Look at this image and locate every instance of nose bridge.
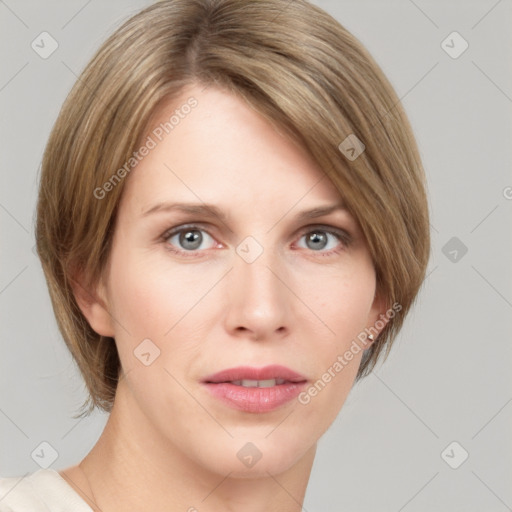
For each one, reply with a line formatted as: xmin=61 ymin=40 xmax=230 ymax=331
xmin=236 ymin=235 xmax=285 ymax=303
xmin=225 ymin=234 xmax=290 ymax=337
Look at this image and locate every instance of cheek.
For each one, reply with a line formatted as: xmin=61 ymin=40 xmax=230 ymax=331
xmin=298 ymin=263 xmax=375 ymax=406
xmin=111 ymin=274 xmax=167 ymax=337
xmin=306 ymin=262 xmax=376 ymax=343
xmin=105 ymin=251 xmax=222 ymax=379
xmin=106 ymin=251 xmax=203 ymax=336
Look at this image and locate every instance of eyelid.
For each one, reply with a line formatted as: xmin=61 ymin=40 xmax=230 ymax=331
xmin=162 ymin=222 xmax=214 ymax=239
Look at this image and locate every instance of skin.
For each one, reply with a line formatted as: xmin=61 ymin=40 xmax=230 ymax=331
xmin=60 ymin=83 xmax=388 ymax=512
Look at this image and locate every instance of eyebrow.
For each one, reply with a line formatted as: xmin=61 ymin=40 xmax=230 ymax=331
xmin=142 ymin=201 xmax=347 ymax=223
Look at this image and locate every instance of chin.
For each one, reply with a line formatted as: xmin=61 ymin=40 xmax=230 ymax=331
xmin=193 ymin=434 xmax=315 ymax=479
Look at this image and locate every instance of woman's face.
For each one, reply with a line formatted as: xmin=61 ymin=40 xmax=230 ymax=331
xmin=92 ymin=83 xmax=384 ymax=477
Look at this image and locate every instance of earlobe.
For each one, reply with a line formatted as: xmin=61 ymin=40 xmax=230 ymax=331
xmin=69 ymin=271 xmax=115 ymax=338
xmin=367 ymin=292 xmax=391 ymax=343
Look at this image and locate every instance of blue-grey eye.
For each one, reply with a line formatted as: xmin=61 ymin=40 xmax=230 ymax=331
xmin=166 ymin=228 xmax=216 ymax=251
xmin=298 ymin=230 xmax=341 ymax=251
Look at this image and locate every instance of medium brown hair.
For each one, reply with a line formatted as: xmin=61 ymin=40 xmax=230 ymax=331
xmin=36 ymin=0 xmax=430 ymax=416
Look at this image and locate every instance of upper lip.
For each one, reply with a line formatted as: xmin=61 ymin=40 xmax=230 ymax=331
xmin=203 ymin=365 xmax=307 ymax=383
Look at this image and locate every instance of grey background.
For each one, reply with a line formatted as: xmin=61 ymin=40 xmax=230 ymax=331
xmin=1 ymin=1 xmax=511 ymax=510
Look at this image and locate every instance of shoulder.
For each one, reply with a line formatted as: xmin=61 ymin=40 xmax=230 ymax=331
xmin=0 ymin=472 xmax=42 ymax=512
xmin=0 ymin=470 xmax=93 ymax=512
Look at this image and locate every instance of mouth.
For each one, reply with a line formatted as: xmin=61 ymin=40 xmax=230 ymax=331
xmin=202 ymin=365 xmax=308 ymax=413
xmin=203 ymin=364 xmax=307 ymax=384
xmin=227 ymin=378 xmax=290 ymax=387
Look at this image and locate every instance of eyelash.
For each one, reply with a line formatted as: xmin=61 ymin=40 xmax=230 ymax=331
xmin=160 ymin=223 xmax=352 ymax=258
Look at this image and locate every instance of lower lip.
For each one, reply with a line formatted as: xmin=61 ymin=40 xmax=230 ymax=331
xmin=203 ymin=382 xmax=307 ymax=413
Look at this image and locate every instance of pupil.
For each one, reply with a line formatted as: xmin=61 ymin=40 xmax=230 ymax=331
xmin=307 ymin=232 xmax=327 ymax=250
xmin=181 ymin=230 xmax=202 ymax=250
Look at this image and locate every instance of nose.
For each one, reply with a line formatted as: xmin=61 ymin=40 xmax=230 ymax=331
xmin=223 ymin=241 xmax=292 ymax=341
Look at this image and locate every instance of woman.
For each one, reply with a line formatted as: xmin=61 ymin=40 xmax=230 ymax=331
xmin=0 ymin=0 xmax=429 ymax=510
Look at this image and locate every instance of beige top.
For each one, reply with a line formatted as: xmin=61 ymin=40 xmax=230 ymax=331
xmin=0 ymin=469 xmax=93 ymax=512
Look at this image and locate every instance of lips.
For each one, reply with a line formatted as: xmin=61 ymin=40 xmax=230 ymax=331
xmin=202 ymin=365 xmax=308 ymax=413
xmin=203 ymin=365 xmax=307 ymax=385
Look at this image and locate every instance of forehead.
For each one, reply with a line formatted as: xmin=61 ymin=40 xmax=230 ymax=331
xmin=120 ymin=84 xmax=343 ymax=216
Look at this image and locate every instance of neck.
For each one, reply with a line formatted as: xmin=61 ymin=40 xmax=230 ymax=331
xmin=80 ymin=379 xmax=316 ymax=512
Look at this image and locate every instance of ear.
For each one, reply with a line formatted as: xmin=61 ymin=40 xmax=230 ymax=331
xmin=69 ymin=267 xmax=115 ymax=338
xmin=365 ymin=291 xmax=392 ymax=349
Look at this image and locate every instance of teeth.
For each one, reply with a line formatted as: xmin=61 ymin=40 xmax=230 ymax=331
xmin=231 ymin=378 xmax=286 ymax=387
